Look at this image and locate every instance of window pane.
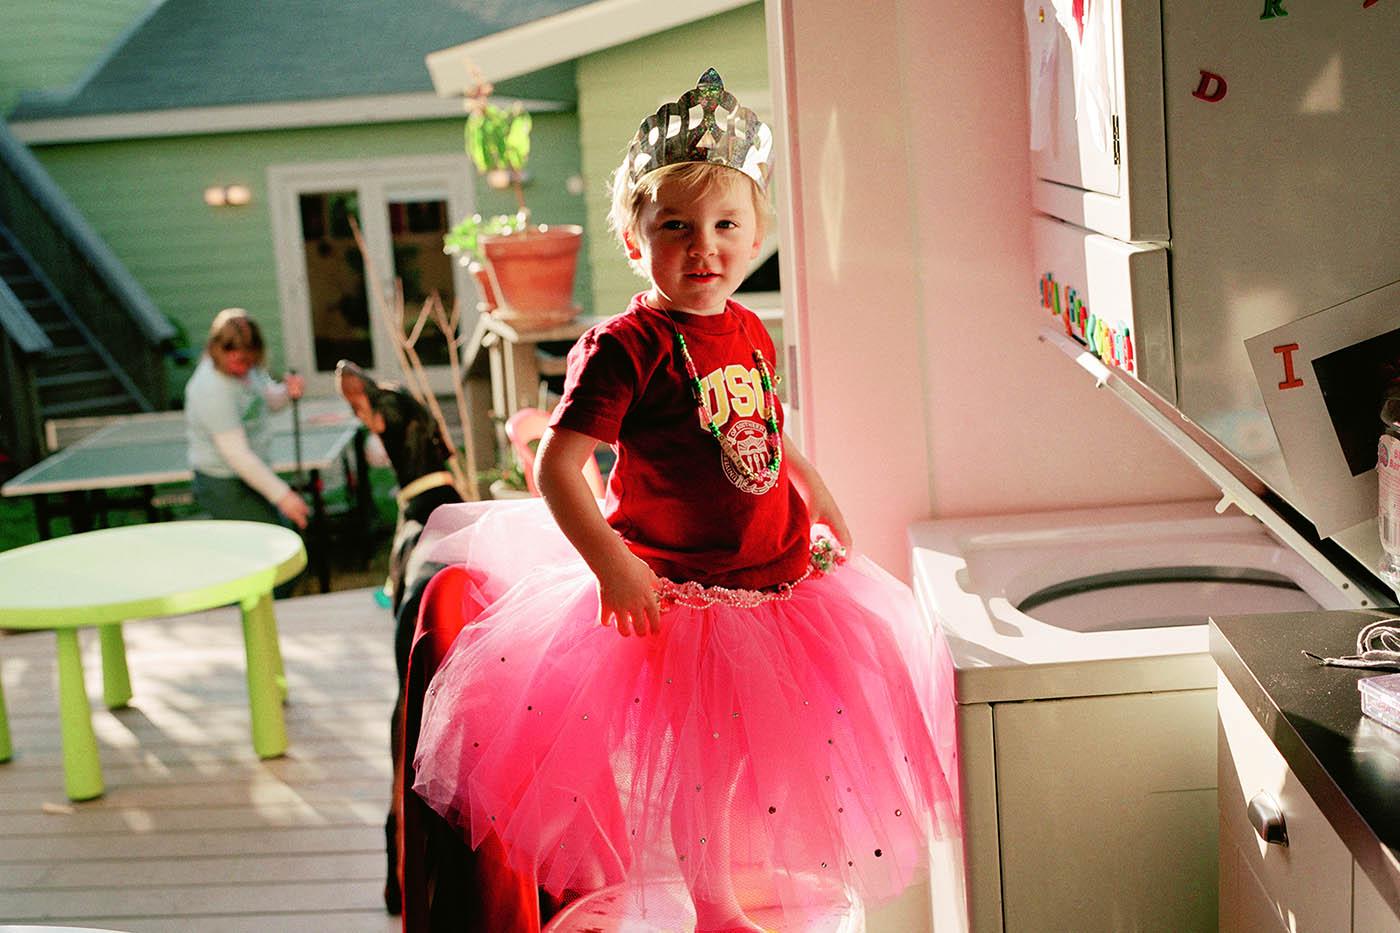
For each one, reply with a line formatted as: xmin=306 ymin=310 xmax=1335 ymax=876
xmin=390 ymin=196 xmax=455 ymax=367
xmin=299 ymin=191 xmax=371 ymax=372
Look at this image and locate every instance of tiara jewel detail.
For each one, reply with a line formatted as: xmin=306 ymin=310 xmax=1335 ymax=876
xmin=624 ymin=68 xmax=774 ymax=192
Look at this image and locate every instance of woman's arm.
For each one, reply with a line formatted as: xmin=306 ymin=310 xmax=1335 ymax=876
xmin=535 ymin=426 xmax=660 ymax=636
xmin=211 ymin=429 xmax=309 ymax=528
xmin=262 ymin=369 xmax=304 ymax=413
xmin=784 ymin=435 xmax=852 ymax=548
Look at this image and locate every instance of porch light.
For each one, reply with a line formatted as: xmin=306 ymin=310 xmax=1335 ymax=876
xmin=203 ymin=184 xmax=252 ymax=207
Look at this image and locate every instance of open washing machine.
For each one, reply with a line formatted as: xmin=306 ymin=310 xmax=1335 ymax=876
xmin=908 ymin=499 xmax=1356 ymax=933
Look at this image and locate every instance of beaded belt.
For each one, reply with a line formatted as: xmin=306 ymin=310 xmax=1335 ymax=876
xmin=656 ymin=537 xmax=847 ymax=610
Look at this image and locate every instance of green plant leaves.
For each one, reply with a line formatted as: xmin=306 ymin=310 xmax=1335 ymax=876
xmin=452 ymin=98 xmax=536 ymax=260
xmin=442 ymin=212 xmax=526 ymax=261
xmin=465 ymin=103 xmax=532 ymax=174
xmin=503 ymin=110 xmax=532 ymax=172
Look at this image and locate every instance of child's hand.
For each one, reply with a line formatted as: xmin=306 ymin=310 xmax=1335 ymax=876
xmin=811 ymin=507 xmax=851 ymax=550
xmin=597 ymin=550 xmax=663 ymax=637
xmin=806 ymin=489 xmax=851 ymax=550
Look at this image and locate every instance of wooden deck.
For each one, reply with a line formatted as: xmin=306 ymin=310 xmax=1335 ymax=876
xmin=0 ymin=587 xmax=403 ymax=932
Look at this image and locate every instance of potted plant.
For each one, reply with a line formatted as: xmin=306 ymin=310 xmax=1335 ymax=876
xmin=442 ymin=211 xmax=521 ymax=312
xmin=443 ymin=74 xmax=583 ymax=328
xmin=483 ymin=461 xmax=532 ymax=500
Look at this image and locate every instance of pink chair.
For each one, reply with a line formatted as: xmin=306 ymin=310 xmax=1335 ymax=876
xmin=505 ymin=408 xmax=606 ymax=498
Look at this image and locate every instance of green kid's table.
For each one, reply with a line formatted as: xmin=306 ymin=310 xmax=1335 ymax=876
xmin=0 ymin=520 xmax=306 ymax=800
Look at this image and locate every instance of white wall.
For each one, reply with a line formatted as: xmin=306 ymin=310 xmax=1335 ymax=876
xmin=769 ymin=0 xmax=1215 ymax=578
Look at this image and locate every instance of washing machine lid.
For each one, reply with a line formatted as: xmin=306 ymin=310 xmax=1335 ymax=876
xmin=1037 ymin=327 xmax=1393 ymax=610
xmin=909 ymin=500 xmax=1350 ymax=704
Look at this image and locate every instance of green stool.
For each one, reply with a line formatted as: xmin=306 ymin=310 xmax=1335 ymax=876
xmin=0 ymin=669 xmax=11 ymax=764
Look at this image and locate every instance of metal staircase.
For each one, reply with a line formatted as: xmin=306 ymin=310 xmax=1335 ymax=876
xmin=0 ymin=223 xmax=146 ymax=422
xmin=0 ymin=119 xmax=175 ymax=469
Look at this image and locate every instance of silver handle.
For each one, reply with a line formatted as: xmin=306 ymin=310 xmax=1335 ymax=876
xmin=1247 ymin=792 xmax=1289 ymax=847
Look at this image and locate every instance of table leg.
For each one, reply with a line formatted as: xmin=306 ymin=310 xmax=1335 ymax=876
xmin=141 ymin=484 xmax=159 ymax=523
xmin=32 ymin=495 xmax=52 ymax=540
xmin=0 ymin=669 xmax=12 ymax=763
xmin=55 ymin=629 xmax=103 ymax=801
xmin=504 ymin=337 xmax=543 ymax=414
xmin=65 ymin=491 xmax=93 ymax=533
xmin=310 ymin=468 xmax=329 ymax=593
xmin=353 ymin=428 xmax=373 ymax=550
xmin=270 ymin=615 xmax=288 ymax=704
xmin=89 ymin=490 xmax=107 ymax=529
xmin=240 ymin=590 xmax=288 ymax=758
xmin=487 ymin=335 xmax=508 ymax=419
xmin=98 ymin=624 xmax=132 ymax=709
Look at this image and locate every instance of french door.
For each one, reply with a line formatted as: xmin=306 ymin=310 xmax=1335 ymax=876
xmin=268 ymin=155 xmax=477 ymax=395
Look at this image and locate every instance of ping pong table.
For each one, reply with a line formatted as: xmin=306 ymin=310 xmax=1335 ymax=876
xmin=0 ymin=399 xmax=371 ymax=592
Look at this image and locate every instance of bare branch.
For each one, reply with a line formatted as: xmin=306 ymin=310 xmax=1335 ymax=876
xmin=348 ymin=217 xmax=479 ymax=500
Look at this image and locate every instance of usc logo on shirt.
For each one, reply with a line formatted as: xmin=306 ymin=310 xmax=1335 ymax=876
xmin=696 ymin=364 xmax=769 ymax=428
xmin=696 ymin=364 xmax=779 ymax=496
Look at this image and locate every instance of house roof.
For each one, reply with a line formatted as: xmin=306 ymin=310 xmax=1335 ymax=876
xmin=9 ymin=0 xmax=594 ymax=125
xmin=426 ymin=0 xmax=756 ymax=95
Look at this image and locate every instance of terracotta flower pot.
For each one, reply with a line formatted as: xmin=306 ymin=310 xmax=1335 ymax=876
xmin=480 ymin=225 xmax=584 ymax=328
xmin=467 ymin=261 xmax=499 ymax=311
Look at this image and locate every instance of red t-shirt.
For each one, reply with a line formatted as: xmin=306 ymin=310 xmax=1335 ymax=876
xmin=550 ymin=295 xmax=811 ymax=589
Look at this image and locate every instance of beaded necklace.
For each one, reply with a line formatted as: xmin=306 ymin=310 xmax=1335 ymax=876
xmin=669 ymin=317 xmax=782 ymax=486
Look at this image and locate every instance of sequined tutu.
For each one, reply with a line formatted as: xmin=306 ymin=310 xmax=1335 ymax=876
xmin=410 ymin=499 xmax=960 ymax=919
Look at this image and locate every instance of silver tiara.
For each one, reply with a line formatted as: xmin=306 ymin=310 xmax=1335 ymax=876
xmin=623 ymin=68 xmax=774 ymax=192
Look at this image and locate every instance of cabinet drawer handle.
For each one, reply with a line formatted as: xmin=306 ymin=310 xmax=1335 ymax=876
xmin=1247 ymin=792 xmax=1289 ymax=847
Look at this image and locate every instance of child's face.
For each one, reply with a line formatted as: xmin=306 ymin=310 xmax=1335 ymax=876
xmin=626 ymin=172 xmax=763 ymax=316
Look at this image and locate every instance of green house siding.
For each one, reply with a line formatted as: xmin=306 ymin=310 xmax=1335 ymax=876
xmin=29 ymin=112 xmax=586 ymax=394
xmin=0 ymin=0 xmax=153 ymax=113
xmin=576 ymin=2 xmax=768 ymax=318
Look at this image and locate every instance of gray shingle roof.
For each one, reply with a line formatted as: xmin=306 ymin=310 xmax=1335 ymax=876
xmin=12 ymin=0 xmax=590 ymax=120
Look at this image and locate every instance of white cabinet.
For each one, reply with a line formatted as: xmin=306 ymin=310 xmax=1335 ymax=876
xmin=992 ymin=688 xmax=1218 ymax=932
xmin=1217 ymin=672 xmax=1400 ymax=932
xmin=1356 ymin=862 xmax=1400 ymax=933
xmin=1024 ymin=0 xmax=1166 ymax=242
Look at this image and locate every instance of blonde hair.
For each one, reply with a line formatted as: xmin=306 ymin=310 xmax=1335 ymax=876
xmin=608 ymin=161 xmax=771 ymax=277
xmin=205 ymin=307 xmax=266 ymax=370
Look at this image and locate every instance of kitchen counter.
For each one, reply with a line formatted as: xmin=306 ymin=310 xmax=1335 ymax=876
xmin=1211 ymin=609 xmax=1400 ymax=919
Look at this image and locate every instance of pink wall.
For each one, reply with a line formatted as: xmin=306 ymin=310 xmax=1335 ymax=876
xmin=769 ymin=0 xmax=1215 ymax=579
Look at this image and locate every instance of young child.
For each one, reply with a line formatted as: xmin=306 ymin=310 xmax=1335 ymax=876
xmin=412 ymin=69 xmax=958 ymax=932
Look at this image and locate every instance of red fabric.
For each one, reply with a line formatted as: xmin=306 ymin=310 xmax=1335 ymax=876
xmin=550 ymin=295 xmax=810 ymax=590
xmin=399 ymin=565 xmax=556 ymax=932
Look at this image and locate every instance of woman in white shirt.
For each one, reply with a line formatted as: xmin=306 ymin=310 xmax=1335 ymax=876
xmin=184 ymin=308 xmax=309 ymax=531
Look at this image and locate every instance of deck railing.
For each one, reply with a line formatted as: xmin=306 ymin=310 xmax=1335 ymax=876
xmin=0 ymin=277 xmax=51 ymax=469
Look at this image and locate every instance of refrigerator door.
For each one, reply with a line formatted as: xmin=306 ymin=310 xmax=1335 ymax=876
xmin=1032 ymin=213 xmax=1174 ymax=405
xmin=1161 ymin=0 xmax=1400 ymax=504
xmin=1029 ymin=0 xmax=1399 ymax=555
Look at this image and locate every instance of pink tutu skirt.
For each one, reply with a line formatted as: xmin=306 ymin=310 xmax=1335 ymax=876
xmin=411 ymin=500 xmax=960 ymax=919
